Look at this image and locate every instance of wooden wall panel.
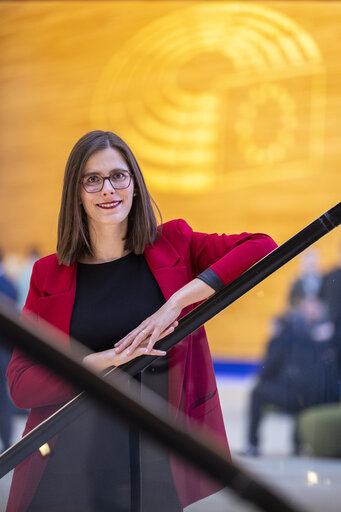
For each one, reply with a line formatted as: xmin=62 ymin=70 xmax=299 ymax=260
xmin=1 ymin=1 xmax=340 ymax=358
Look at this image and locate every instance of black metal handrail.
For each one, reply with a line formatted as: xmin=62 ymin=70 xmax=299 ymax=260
xmin=0 ymin=202 xmax=340 ymax=510
xmin=0 ymin=299 xmax=302 ymax=512
xmin=2 ymin=202 xmax=340 ymax=471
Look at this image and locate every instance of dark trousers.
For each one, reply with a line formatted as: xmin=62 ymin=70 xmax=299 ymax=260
xmin=248 ymin=381 xmax=299 ymax=449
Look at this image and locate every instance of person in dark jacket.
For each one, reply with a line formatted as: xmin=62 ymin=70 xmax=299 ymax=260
xmin=245 ymin=296 xmax=340 ymax=456
xmin=320 ymin=244 xmax=341 ymax=381
xmin=0 ymin=247 xmax=18 ymax=452
xmin=288 ymin=249 xmax=323 ymax=308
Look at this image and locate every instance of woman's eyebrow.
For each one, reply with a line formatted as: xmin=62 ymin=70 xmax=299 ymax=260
xmin=82 ymin=167 xmax=129 ymax=176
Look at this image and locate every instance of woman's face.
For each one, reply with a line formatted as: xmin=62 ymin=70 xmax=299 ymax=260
xmin=80 ymin=146 xmax=134 ymax=232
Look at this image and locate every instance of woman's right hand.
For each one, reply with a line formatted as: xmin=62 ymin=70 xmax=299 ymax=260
xmin=82 ymin=343 xmax=166 ymax=373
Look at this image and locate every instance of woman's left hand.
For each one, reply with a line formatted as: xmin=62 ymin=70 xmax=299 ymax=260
xmin=114 ymin=298 xmax=181 ymax=356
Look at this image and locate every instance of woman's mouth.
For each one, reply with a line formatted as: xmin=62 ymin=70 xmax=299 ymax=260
xmin=97 ymin=201 xmax=122 ymax=209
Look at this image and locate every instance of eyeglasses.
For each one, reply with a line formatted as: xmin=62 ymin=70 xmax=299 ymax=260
xmin=80 ymin=170 xmax=132 ymax=193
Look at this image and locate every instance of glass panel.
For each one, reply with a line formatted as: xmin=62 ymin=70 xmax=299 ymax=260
xmin=0 ymin=331 xmax=269 ymax=512
xmin=1 ymin=233 xmax=340 ymax=511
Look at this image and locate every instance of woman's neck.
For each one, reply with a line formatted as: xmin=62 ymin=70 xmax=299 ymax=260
xmin=82 ymin=221 xmax=129 ymax=264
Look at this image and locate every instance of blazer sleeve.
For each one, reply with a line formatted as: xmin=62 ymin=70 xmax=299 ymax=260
xmin=6 ymin=262 xmax=76 ymax=409
xmin=174 ymin=219 xmax=277 ymax=286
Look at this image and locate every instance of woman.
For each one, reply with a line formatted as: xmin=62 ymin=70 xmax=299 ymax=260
xmin=6 ymin=130 xmax=277 ymax=512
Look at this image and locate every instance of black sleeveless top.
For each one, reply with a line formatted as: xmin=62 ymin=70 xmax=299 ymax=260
xmin=70 ymin=252 xmax=166 ymax=351
xmin=28 ymin=254 xmax=182 ymax=512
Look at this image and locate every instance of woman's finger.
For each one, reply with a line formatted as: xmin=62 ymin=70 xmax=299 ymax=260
xmin=157 ymin=322 xmax=178 ymax=340
xmin=114 ymin=326 xmax=143 ymax=348
xmin=144 ymin=330 xmax=161 ymax=354
xmin=114 ymin=339 xmax=125 ymax=348
xmin=149 ymin=349 xmax=167 ymax=356
xmin=145 ymin=321 xmax=179 ymax=353
xmin=114 ymin=327 xmax=149 ymax=353
xmin=126 ymin=330 xmax=153 ymax=355
xmin=114 ymin=336 xmax=136 ymax=353
xmin=132 ymin=320 xmax=174 ymax=355
xmin=145 ymin=328 xmax=170 ymax=353
xmin=129 ymin=346 xmax=166 ymax=359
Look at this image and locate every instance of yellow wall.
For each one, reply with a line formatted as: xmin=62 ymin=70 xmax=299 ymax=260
xmin=1 ymin=2 xmax=340 ymax=358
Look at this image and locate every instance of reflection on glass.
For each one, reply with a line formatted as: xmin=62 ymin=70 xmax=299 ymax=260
xmin=3 ymin=344 xmax=267 ymax=512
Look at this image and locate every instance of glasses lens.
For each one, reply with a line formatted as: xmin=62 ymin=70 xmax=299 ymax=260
xmin=109 ymin=171 xmax=131 ymax=189
xmin=82 ymin=175 xmax=103 ymax=193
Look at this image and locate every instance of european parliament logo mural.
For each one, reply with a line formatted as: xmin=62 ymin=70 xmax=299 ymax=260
xmin=92 ymin=3 xmax=325 ymax=194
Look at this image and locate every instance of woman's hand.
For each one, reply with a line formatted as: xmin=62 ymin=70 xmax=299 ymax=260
xmin=114 ymin=278 xmax=215 ymax=357
xmin=114 ymin=297 xmax=182 ymax=356
xmin=82 ymin=342 xmax=167 ymax=373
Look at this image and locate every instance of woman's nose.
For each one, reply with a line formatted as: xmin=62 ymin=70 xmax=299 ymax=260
xmin=101 ymin=177 xmax=115 ymax=194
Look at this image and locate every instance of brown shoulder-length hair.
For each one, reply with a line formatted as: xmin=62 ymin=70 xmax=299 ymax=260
xmin=57 ymin=130 xmax=161 ymax=265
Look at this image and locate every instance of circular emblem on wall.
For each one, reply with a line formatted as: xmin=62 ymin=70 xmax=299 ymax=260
xmin=91 ymin=3 xmax=325 ymax=194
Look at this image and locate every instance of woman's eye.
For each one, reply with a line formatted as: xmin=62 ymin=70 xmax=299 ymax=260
xmin=86 ymin=175 xmax=100 ymax=183
xmin=112 ymin=172 xmax=124 ymax=180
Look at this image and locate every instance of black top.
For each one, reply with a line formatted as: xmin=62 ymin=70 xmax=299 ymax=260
xmin=70 ymin=252 xmax=166 ymax=352
xmin=29 ymin=253 xmax=182 ymax=512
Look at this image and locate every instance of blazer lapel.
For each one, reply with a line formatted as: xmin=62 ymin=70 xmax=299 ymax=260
xmin=144 ymin=235 xmax=186 ymax=299
xmin=37 ymin=262 xmax=77 ymax=346
xmin=144 ymin=236 xmax=191 ymax=413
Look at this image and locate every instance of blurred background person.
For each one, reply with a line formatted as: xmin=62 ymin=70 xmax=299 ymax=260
xmin=320 ymin=243 xmax=341 ymax=365
xmin=288 ymin=248 xmax=323 ymax=309
xmin=0 ymin=247 xmax=18 ymax=453
xmin=15 ymin=247 xmax=40 ymax=311
xmin=244 ymin=296 xmax=340 ymax=457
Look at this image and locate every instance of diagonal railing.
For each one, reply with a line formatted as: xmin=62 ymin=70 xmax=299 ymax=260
xmin=2 ymin=202 xmax=339 ymax=472
xmin=0 ymin=202 xmax=340 ymax=511
xmin=0 ymin=299 xmax=303 ymax=512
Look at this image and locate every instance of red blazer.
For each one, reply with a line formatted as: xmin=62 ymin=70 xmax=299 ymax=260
xmin=6 ymin=219 xmax=277 ymax=511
